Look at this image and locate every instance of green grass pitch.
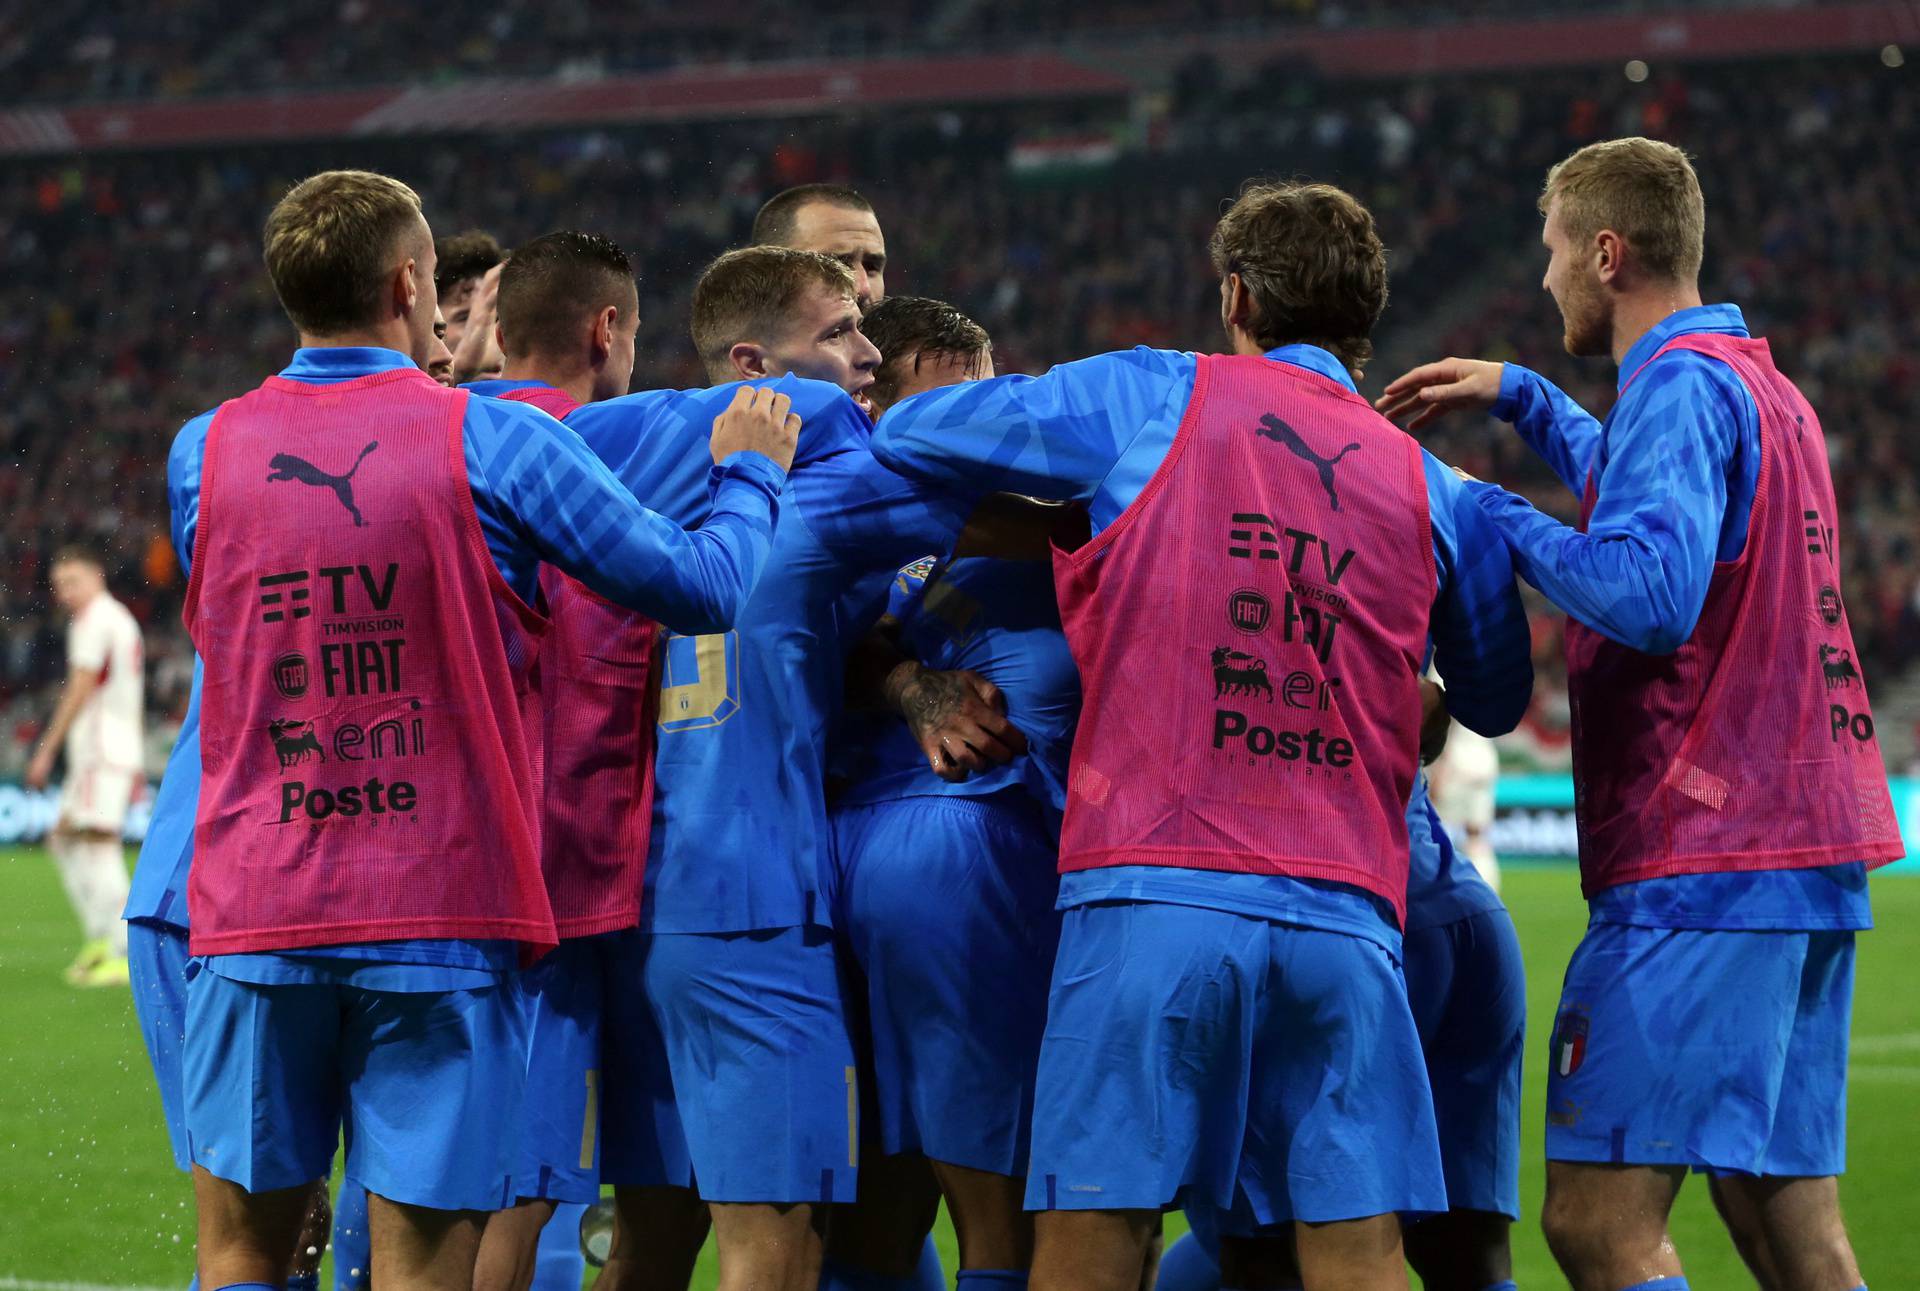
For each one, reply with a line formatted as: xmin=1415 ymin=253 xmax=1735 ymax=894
xmin=1 ymin=846 xmax=1914 ymax=1287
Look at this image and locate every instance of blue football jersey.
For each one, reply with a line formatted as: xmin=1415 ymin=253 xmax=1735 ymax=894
xmin=568 ymin=377 xmax=977 ymax=933
xmin=162 ymin=348 xmax=784 ymax=981
xmin=871 ymin=343 xmax=1533 ymax=942
xmin=1476 ymin=305 xmax=1870 ymax=931
xmin=1403 ymin=770 xmax=1503 ymax=933
xmin=123 ymin=655 xmax=202 ymax=930
xmin=836 ymin=554 xmax=1080 ymax=828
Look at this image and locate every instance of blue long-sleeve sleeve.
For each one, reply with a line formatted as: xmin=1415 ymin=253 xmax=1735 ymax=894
xmin=871 ymin=346 xmax=1196 ymax=527
xmin=460 ymin=393 xmax=785 ymax=636
xmin=1493 ymin=363 xmax=1604 ymax=494
xmin=166 ymin=350 xmax=789 ymax=638
xmin=167 ymin=410 xmax=211 ymax=568
xmin=568 ymin=374 xmax=866 ymax=528
xmin=1471 ymin=346 xmax=1756 ymax=655
xmin=1424 ymin=452 xmax=1533 ymax=736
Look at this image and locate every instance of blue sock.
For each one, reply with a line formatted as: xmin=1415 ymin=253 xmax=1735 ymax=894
xmin=820 ymin=1261 xmax=925 ymax=1291
xmin=332 ymin=1178 xmax=372 ymax=1290
xmin=187 ymin=1278 xmax=199 ymax=1291
xmin=914 ymin=1236 xmax=947 ymax=1291
xmin=211 ymin=1284 xmax=278 ymax=1291
xmin=1156 ymin=1232 xmax=1222 ymax=1291
xmin=1622 ymin=1280 xmax=1689 ymax=1290
xmin=1480 ymin=1283 xmax=1519 ymax=1291
xmin=956 ymin=1273 xmax=1027 ymax=1290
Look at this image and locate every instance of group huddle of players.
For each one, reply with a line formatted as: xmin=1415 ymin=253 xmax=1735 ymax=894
xmin=119 ymin=136 xmax=1897 ymax=1291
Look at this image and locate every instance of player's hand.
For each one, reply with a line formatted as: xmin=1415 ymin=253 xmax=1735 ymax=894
xmin=450 ymin=263 xmax=505 ymax=385
xmin=709 ymin=385 xmax=801 ymax=472
xmin=886 ymin=663 xmax=1029 ymax=783
xmin=24 ymin=747 xmax=53 ymax=791
xmin=1374 ymin=357 xmax=1504 ymax=434
xmin=1419 ymin=679 xmax=1450 ymax=766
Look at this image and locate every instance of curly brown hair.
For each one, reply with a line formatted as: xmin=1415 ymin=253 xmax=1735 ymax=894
xmin=1208 ymin=181 xmax=1388 ymax=375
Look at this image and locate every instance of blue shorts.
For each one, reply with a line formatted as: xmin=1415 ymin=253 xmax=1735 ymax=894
xmin=600 ymin=924 xmax=859 ymax=1204
xmin=832 ymin=794 xmax=1061 ymax=1175
xmin=128 ymin=919 xmax=192 ymax=1173
xmin=513 ymin=933 xmax=616 ymax=1204
xmin=183 ymin=965 xmax=527 ymax=1210
xmin=1027 ymin=901 xmax=1444 ymax=1225
xmin=1405 ymin=907 xmax=1525 ymax=1219
xmin=1546 ymin=923 xmax=1854 ymax=1176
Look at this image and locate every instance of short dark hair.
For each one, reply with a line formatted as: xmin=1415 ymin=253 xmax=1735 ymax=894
xmin=751 ymin=184 xmax=874 ymax=248
xmin=1208 ymin=181 xmax=1388 ymax=374
xmin=862 ymin=296 xmax=991 ymax=412
xmin=264 ymin=169 xmax=425 ymax=336
xmin=496 ymin=231 xmax=637 ymax=360
xmin=51 ymin=544 xmax=105 ymax=572
xmin=689 ymin=246 xmax=856 ymax=383
xmin=434 ymin=229 xmax=506 ymax=295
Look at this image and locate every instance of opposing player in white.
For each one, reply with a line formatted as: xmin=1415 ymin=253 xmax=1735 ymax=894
xmin=1429 ymin=718 xmax=1502 ymax=891
xmin=25 ymin=546 xmax=144 ymax=987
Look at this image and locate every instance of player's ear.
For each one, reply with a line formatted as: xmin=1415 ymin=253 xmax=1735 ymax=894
xmin=729 ymin=341 xmax=772 ymax=381
xmin=395 ymin=256 xmax=420 ymax=321
xmin=1593 ymin=229 xmax=1623 ymax=285
xmin=592 ymin=306 xmax=616 ymax=363
xmin=493 ymin=319 xmax=508 ymax=358
xmin=1222 ymin=272 xmax=1253 ymax=330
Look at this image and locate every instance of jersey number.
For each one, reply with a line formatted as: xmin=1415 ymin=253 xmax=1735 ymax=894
xmin=657 ymin=631 xmax=741 ymax=732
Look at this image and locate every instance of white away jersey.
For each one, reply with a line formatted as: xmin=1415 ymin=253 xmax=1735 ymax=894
xmin=66 ymin=593 xmax=144 ymax=769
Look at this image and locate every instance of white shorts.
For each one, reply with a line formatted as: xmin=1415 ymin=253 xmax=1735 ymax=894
xmin=58 ymin=764 xmax=141 ymax=835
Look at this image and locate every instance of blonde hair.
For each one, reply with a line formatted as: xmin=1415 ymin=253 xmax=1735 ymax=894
xmin=689 ymin=246 xmax=856 ymax=382
xmin=264 ymin=169 xmax=425 ymax=335
xmin=1541 ymin=137 xmax=1705 ymax=283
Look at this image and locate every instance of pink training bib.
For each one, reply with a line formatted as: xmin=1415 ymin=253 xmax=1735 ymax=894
xmin=185 ymin=366 xmax=555 ymax=955
xmin=497 ymin=384 xmax=663 ymax=938
xmin=1053 ymin=353 xmax=1435 ymax=924
xmin=1566 ymin=332 xmax=1903 ymax=895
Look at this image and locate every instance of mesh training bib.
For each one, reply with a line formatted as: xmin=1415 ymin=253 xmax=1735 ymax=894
xmin=184 ymin=366 xmax=554 ymax=955
xmin=1052 ymin=353 xmax=1435 ymax=923
xmin=497 ymin=384 xmax=663 ymax=938
xmin=1566 ymin=333 xmax=1903 ymax=895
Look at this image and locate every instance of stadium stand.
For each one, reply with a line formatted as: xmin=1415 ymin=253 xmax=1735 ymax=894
xmin=1 ymin=0 xmax=1775 ymax=104
xmin=0 ymin=10 xmax=1912 ymax=774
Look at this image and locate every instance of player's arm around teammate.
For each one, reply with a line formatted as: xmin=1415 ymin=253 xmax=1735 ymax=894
xmin=1380 ymin=138 xmax=1893 ymax=1291
xmin=173 ymin=171 xmax=793 ymax=1291
xmin=825 ymin=297 xmax=1080 ymax=1291
xmin=573 ymin=249 xmax=977 ymax=1291
xmin=873 ymin=181 xmax=1528 ymax=1291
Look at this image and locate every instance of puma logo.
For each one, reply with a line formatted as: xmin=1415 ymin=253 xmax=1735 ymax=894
xmin=1254 ymin=414 xmax=1360 ymax=511
xmin=267 ymin=442 xmax=378 ymax=526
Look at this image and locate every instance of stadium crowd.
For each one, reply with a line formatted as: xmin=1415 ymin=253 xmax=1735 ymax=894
xmin=2 ymin=0 xmax=1763 ymax=104
xmin=1 ymin=0 xmax=1908 ymax=1273
xmin=2 ymin=48 xmax=1914 ymax=774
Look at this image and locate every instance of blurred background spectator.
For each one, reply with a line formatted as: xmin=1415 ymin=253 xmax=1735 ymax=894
xmin=0 ymin=2 xmax=1911 ymax=775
